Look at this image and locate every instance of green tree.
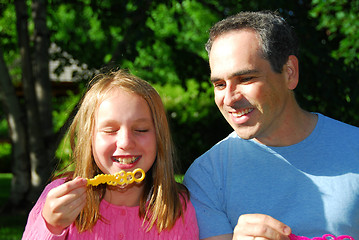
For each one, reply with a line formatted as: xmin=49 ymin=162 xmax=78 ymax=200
xmin=310 ymin=0 xmax=359 ymax=65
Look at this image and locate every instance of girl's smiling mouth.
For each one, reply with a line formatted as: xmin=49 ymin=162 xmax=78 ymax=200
xmin=112 ymin=156 xmax=140 ymax=164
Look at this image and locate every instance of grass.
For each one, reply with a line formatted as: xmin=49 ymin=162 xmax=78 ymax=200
xmin=0 ymin=173 xmax=27 ymax=240
xmin=0 ymin=173 xmax=12 ymax=206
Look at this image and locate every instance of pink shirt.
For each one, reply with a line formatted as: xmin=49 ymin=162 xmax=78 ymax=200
xmin=22 ymin=178 xmax=199 ymax=240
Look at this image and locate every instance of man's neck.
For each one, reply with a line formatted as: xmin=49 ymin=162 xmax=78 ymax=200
xmin=254 ymin=107 xmax=318 ymax=147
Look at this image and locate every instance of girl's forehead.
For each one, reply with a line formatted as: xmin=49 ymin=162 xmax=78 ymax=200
xmin=95 ymin=87 xmax=150 ymax=115
xmin=98 ymin=87 xmax=136 ymax=104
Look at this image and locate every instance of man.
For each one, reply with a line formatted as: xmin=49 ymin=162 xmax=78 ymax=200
xmin=183 ymin=11 xmax=359 ymax=240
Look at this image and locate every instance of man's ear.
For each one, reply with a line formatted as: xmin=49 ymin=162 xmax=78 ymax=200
xmin=285 ymin=55 xmax=299 ymax=90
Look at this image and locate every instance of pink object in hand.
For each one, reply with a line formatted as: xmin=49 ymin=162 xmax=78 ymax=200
xmin=289 ymin=234 xmax=355 ymax=240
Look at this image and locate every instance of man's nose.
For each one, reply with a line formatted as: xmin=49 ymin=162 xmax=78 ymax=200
xmin=223 ymin=83 xmax=242 ymax=106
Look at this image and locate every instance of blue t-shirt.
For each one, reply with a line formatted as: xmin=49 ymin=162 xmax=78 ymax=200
xmin=184 ymin=114 xmax=359 ymax=239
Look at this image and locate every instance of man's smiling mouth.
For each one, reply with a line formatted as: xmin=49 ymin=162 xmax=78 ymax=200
xmin=231 ymin=108 xmax=254 ymax=117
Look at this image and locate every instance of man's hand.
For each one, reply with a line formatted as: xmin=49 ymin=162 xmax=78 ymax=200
xmin=233 ymin=214 xmax=291 ymax=240
xmin=42 ymin=177 xmax=88 ymax=234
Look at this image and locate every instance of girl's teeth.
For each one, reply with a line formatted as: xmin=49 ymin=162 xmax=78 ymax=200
xmin=114 ymin=156 xmax=139 ymax=164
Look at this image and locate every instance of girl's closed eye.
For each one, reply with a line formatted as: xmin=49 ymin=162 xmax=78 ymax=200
xmin=136 ymin=129 xmax=149 ymax=133
xmin=133 ymin=121 xmax=154 ymax=133
xmin=100 ymin=127 xmax=118 ymax=134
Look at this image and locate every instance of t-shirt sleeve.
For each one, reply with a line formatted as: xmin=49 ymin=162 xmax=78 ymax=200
xmin=21 ymin=178 xmax=69 ymax=240
xmin=184 ymin=160 xmax=233 ymax=239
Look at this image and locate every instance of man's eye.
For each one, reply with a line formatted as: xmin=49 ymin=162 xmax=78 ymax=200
xmin=241 ymin=76 xmax=255 ymax=82
xmin=213 ymin=82 xmax=226 ymax=89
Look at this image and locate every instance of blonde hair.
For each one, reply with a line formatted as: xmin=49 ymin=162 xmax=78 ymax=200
xmin=65 ymin=69 xmax=188 ymax=232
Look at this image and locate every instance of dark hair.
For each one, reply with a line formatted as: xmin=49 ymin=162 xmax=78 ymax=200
xmin=205 ymin=10 xmax=299 ymax=73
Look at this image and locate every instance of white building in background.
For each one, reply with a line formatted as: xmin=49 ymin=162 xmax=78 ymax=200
xmin=49 ymin=43 xmax=95 ymax=82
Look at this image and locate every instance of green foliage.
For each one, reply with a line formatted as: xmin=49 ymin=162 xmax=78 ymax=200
xmin=123 ymin=0 xmax=215 ymax=86
xmin=0 ymin=143 xmax=11 ymax=172
xmin=174 ymin=174 xmax=184 ymax=183
xmin=52 ymin=91 xmax=82 ymax=132
xmin=289 ymin=0 xmax=359 ymax=126
xmin=52 ymin=88 xmax=84 ymax=172
xmin=48 ymin=2 xmax=107 ymax=67
xmin=0 ymin=117 xmax=8 ymax=137
xmin=156 ymin=80 xmax=213 ymax=124
xmin=0 ymin=3 xmax=16 ymax=48
xmin=154 ymin=80 xmax=231 ymax=172
xmin=0 ymin=117 xmax=11 ymax=172
xmin=0 ymin=173 xmax=12 ymax=206
xmin=310 ymin=0 xmax=359 ymax=65
xmin=0 ymin=3 xmax=22 ymax=83
xmin=55 ymin=135 xmax=75 ymax=174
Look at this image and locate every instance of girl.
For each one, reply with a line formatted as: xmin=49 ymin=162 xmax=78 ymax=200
xmin=22 ymin=70 xmax=199 ymax=239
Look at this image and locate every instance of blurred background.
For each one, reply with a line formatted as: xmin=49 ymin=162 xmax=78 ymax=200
xmin=1 ymin=0 xmax=359 ymax=238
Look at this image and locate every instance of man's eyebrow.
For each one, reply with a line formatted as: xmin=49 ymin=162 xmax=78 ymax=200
xmin=210 ymin=69 xmax=260 ymax=83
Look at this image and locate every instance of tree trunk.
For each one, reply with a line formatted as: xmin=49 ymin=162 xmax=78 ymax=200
xmin=15 ymin=0 xmax=50 ymax=204
xmin=32 ymin=0 xmax=55 ymax=177
xmin=0 ymin=49 xmax=30 ymax=210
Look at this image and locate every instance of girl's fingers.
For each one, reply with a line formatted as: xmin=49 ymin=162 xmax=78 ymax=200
xmin=61 ymin=190 xmax=87 ymax=213
xmin=46 ymin=177 xmax=87 ymax=207
xmin=49 ymin=177 xmax=88 ymax=198
xmin=47 ymin=180 xmax=87 ymax=216
xmin=42 ymin=177 xmax=88 ymax=232
xmin=56 ymin=184 xmax=87 ymax=206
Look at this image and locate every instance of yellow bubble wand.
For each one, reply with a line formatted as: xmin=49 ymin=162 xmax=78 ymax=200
xmin=87 ymin=168 xmax=145 ymax=188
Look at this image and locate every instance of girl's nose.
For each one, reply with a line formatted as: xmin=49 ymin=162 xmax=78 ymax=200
xmin=116 ymin=129 xmax=135 ymax=149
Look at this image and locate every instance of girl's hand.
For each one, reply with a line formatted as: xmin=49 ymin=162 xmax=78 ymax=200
xmin=233 ymin=214 xmax=291 ymax=240
xmin=42 ymin=177 xmax=88 ymax=234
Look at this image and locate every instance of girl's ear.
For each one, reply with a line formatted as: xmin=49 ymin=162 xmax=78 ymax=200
xmin=285 ymin=55 xmax=299 ymax=90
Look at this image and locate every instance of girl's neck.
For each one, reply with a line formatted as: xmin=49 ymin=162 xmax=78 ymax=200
xmin=104 ymin=183 xmax=144 ymax=207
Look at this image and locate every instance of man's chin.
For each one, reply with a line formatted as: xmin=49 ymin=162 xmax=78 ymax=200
xmin=233 ymin=128 xmax=256 ymax=140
